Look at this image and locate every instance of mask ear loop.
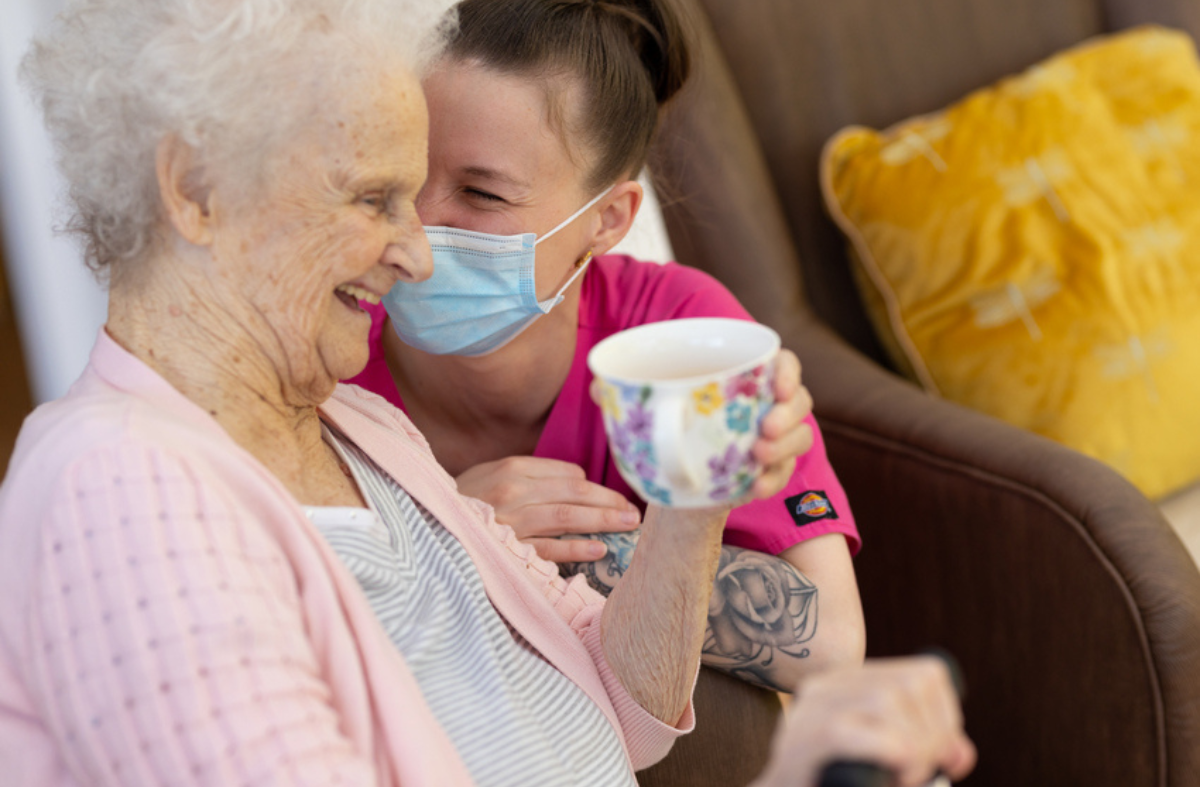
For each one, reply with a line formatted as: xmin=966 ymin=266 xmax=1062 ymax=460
xmin=534 ymin=185 xmax=617 ymax=246
xmin=535 ymin=186 xmax=612 ymax=310
xmin=538 ymin=248 xmax=595 ymax=313
xmin=550 ymin=248 xmax=594 ymax=299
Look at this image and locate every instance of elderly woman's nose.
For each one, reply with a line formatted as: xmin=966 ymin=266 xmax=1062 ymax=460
xmin=382 ymin=222 xmax=433 ymax=283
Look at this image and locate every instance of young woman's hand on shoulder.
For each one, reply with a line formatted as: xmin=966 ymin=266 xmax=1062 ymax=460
xmin=456 ymin=456 xmax=641 ymax=563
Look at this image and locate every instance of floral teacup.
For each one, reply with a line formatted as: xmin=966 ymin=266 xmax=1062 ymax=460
xmin=587 ymin=318 xmax=780 ymax=508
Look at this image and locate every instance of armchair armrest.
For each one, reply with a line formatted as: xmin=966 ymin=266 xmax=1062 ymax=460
xmin=796 ymin=316 xmax=1200 ymax=786
xmin=636 ymin=667 xmax=781 ymax=787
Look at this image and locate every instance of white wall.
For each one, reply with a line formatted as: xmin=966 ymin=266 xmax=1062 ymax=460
xmin=0 ymin=0 xmax=108 ymax=405
xmin=609 ymin=171 xmax=676 ymax=265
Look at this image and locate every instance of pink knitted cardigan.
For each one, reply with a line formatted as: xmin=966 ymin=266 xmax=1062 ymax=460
xmin=0 ymin=330 xmax=690 ymax=786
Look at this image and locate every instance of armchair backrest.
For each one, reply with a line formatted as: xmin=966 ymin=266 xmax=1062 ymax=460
xmin=652 ymin=0 xmax=1200 ymax=363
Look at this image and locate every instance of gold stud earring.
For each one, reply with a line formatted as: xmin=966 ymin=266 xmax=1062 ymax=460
xmin=576 ymin=249 xmax=595 ymax=269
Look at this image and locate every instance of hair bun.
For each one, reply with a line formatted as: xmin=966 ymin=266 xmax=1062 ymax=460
xmin=591 ymin=0 xmax=690 ymax=106
xmin=445 ymin=0 xmax=692 ymax=187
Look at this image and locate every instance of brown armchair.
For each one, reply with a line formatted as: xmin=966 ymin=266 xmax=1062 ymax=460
xmin=637 ymin=0 xmax=1200 ymax=785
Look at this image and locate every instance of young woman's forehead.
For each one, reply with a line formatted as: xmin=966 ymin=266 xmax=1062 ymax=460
xmin=423 ymin=62 xmax=582 ymax=187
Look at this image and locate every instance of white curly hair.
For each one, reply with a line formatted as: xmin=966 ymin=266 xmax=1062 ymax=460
xmin=21 ymin=0 xmax=456 ymax=278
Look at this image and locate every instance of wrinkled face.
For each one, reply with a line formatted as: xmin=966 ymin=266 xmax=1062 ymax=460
xmin=416 ymin=59 xmax=600 ymax=300
xmin=208 ymin=64 xmax=432 ymax=399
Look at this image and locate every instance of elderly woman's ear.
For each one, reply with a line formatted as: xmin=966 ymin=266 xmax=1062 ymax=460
xmin=155 ymin=134 xmax=215 ymax=247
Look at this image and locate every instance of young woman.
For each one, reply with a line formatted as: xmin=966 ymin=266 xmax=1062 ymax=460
xmin=348 ymin=0 xmax=866 ymax=691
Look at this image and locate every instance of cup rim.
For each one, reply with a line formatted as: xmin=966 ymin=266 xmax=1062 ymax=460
xmin=587 ymin=317 xmax=781 ymax=388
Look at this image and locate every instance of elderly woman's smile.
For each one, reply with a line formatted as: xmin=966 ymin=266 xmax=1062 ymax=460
xmin=334 ymin=283 xmax=382 ymax=309
xmin=191 ymin=66 xmax=433 ymax=396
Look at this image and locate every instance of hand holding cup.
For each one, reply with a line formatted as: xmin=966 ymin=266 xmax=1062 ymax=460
xmin=751 ymin=347 xmax=813 ymax=502
xmin=588 ymin=318 xmax=812 ymax=509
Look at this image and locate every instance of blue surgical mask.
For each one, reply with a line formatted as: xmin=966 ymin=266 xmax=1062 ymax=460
xmin=383 ymin=187 xmax=613 ymax=357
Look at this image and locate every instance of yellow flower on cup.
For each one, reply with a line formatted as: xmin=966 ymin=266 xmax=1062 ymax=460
xmin=599 ymin=382 xmax=622 ymax=421
xmin=693 ymin=382 xmax=724 ymax=415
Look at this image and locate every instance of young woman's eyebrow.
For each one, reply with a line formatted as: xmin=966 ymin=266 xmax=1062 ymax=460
xmin=461 ymin=165 xmax=530 ymax=190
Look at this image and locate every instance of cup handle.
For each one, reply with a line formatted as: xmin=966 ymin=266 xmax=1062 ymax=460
xmin=652 ymin=394 xmax=702 ymax=493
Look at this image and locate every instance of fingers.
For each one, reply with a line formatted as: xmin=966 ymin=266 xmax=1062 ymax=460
xmin=917 ymin=655 xmax=966 ymax=750
xmin=943 ymin=737 xmax=979 ymax=783
xmin=760 ymin=374 xmax=813 ymax=443
xmin=525 ymin=536 xmax=608 ymax=564
xmin=490 ymin=474 xmax=640 ymax=536
xmin=772 ymin=348 xmax=803 ymax=403
xmin=744 ymin=351 xmax=813 ymax=502
xmin=888 ymin=659 xmax=959 ymax=785
xmin=456 ymin=457 xmax=641 ymax=549
xmin=748 ymin=458 xmax=798 ymax=503
xmin=912 ymin=656 xmax=976 ymax=784
xmin=763 ymin=658 xmax=974 ymax=787
xmin=490 ymin=455 xmax=594 ymax=481
xmin=754 ymin=419 xmax=813 ymax=468
xmin=868 ymin=658 xmax=974 ymax=787
xmin=748 ymin=417 xmax=810 ymax=502
xmin=514 ymin=494 xmax=640 ymax=540
xmin=459 ymin=457 xmax=627 ymax=514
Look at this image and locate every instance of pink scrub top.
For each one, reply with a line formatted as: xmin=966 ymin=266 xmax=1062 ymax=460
xmin=346 ymin=255 xmax=860 ymax=556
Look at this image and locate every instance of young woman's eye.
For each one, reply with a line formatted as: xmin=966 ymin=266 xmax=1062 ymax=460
xmin=464 ymin=187 xmax=504 ymax=203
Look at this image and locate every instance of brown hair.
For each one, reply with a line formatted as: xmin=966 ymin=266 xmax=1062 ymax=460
xmin=443 ymin=0 xmax=691 ymax=191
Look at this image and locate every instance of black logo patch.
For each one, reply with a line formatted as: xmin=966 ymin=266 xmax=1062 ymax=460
xmin=785 ymin=490 xmax=838 ymax=527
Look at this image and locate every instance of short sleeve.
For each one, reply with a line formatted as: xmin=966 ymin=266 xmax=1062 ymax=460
xmin=27 ymin=444 xmax=377 ymax=787
xmin=723 ymin=414 xmax=862 ymax=556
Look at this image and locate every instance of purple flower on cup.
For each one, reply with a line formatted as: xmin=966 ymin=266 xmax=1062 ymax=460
xmin=608 ymin=390 xmax=660 ymax=483
xmin=708 ymin=443 xmax=753 ymax=500
xmin=625 ymin=401 xmax=654 ymax=443
xmin=633 ymin=446 xmax=657 ymax=481
xmin=611 ymin=421 xmax=633 ymax=455
xmin=709 ymin=443 xmax=748 ymax=482
xmin=710 ymin=470 xmax=757 ymax=502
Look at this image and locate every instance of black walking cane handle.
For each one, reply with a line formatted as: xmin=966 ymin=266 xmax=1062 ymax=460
xmin=817 ymin=761 xmax=891 ymax=787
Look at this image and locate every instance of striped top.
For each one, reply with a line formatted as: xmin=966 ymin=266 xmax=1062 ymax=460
xmin=308 ymin=428 xmax=636 ymax=787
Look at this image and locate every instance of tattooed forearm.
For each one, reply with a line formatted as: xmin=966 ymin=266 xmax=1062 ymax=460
xmin=702 ymin=546 xmax=817 ymax=692
xmin=560 ymin=536 xmax=817 ymax=692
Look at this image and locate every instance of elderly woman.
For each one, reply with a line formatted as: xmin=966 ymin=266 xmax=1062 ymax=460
xmin=346 ymin=0 xmax=865 ymax=692
xmin=0 ymin=0 xmax=729 ymax=783
xmin=0 ymin=1 xmax=975 ymax=785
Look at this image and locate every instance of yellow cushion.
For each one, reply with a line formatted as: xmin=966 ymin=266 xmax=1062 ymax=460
xmin=821 ymin=26 xmax=1200 ymax=500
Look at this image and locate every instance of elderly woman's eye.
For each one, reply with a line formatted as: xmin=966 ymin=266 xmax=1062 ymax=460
xmin=361 ymin=193 xmax=389 ymax=212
